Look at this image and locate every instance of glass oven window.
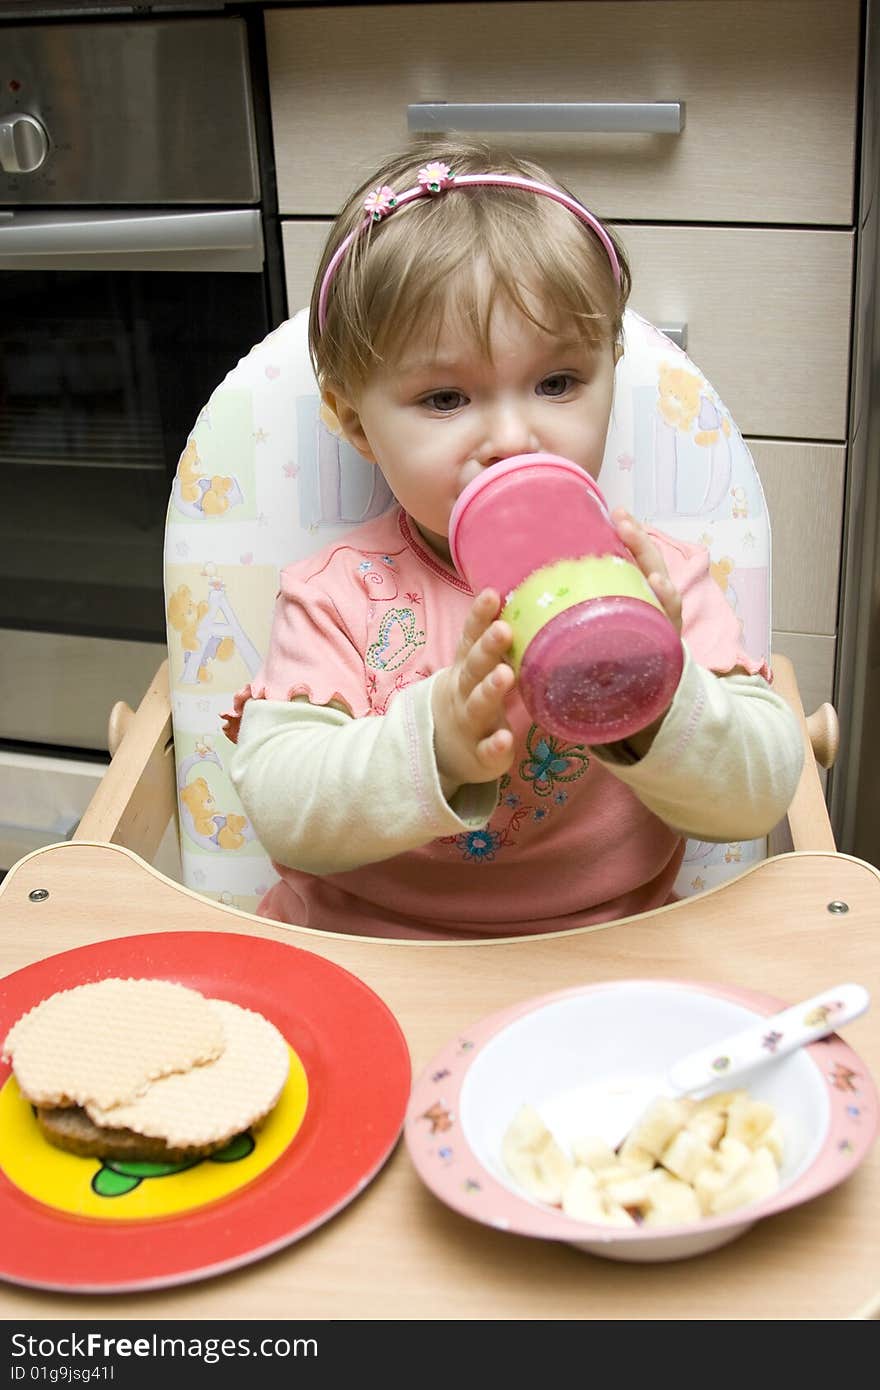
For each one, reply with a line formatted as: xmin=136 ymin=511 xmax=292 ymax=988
xmin=0 ymin=269 xmax=270 ymax=642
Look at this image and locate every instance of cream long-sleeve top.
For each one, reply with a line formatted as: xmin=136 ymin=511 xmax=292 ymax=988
xmin=224 ymin=509 xmax=803 ymax=940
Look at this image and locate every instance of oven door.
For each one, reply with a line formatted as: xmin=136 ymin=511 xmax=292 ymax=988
xmin=0 ymin=208 xmax=273 ymax=751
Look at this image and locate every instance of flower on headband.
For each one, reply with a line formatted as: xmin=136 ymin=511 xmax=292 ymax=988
xmin=418 ymin=161 xmax=454 ymax=193
xmin=363 ymin=185 xmax=398 ymax=220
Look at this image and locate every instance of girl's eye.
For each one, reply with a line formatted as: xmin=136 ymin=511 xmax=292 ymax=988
xmin=538 ymin=373 xmax=575 ymax=397
xmin=423 ymin=390 xmax=467 ymax=412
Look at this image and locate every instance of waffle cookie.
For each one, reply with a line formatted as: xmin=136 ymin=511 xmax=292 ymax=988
xmin=2 ymin=977 xmax=225 ymax=1110
xmin=3 ymin=979 xmax=290 ymax=1161
xmin=86 ymin=1000 xmax=290 ymax=1149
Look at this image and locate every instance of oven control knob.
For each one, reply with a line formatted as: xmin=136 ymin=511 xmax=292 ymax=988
xmin=0 ymin=112 xmax=50 ymax=174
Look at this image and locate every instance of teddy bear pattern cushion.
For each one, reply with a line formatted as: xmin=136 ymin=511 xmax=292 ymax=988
xmin=163 ymin=307 xmax=770 ymax=918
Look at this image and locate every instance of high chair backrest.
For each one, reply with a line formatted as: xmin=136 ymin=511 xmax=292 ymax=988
xmin=164 ymin=308 xmax=771 ymax=917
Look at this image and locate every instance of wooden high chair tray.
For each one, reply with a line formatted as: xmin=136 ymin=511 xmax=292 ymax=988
xmin=0 ymin=931 xmax=410 ymax=1293
xmin=0 ymin=841 xmax=878 ymax=1320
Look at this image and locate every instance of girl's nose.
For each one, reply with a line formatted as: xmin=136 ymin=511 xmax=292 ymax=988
xmin=478 ymin=405 xmax=539 ymax=467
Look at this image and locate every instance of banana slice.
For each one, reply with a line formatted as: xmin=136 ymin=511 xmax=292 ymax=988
xmin=760 ymin=1119 xmax=785 ymax=1165
xmin=684 ymin=1108 xmax=726 ymax=1148
xmin=693 ymin=1136 xmax=753 ymax=1214
xmin=660 ymin=1128 xmax=715 ymax=1184
xmin=533 ymin=1131 xmax=575 ymax=1201
xmin=724 ymin=1095 xmax=776 ymax=1148
xmin=561 ymin=1167 xmax=605 ymax=1221
xmin=628 ymin=1096 xmax=695 ymax=1160
xmin=571 ymin=1134 xmax=618 ymax=1171
xmin=601 ymin=1200 xmax=639 ymax=1228
xmin=708 ymin=1145 xmax=780 ymax=1215
xmin=692 ymin=1089 xmax=745 ymax=1116
xmin=501 ymin=1106 xmax=574 ymax=1205
xmin=616 ymin=1136 xmax=657 ymax=1175
xmin=601 ymin=1171 xmax=664 ymax=1209
xmin=502 ymin=1088 xmax=785 ymax=1231
xmin=642 ymin=1176 xmax=703 ymax=1227
xmin=501 ymin=1149 xmax=554 ymax=1205
xmin=502 ymin=1103 xmax=551 ymax=1153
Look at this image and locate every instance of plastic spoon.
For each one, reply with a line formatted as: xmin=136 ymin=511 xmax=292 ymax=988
xmin=541 ymin=982 xmax=870 ymax=1153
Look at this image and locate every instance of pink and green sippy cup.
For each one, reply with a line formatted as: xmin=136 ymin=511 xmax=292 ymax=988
xmin=448 ymin=453 xmax=684 ymax=744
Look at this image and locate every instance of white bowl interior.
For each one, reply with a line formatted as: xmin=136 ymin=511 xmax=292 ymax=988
xmin=460 ymin=982 xmax=830 ymax=1217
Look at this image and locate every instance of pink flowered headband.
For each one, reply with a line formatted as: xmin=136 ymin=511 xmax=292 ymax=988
xmin=317 ymin=160 xmax=621 ymax=334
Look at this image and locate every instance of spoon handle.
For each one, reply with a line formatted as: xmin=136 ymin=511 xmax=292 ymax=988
xmin=666 ymin=983 xmax=870 ymax=1096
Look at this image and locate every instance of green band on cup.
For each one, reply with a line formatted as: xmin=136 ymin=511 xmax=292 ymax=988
xmin=501 ymin=556 xmax=661 ymax=672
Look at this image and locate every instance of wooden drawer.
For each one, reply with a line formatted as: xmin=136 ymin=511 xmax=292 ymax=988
xmin=283 ymin=221 xmax=853 ymax=440
xmin=770 ymin=632 xmax=835 ymax=717
xmin=267 ymin=0 xmax=859 ymax=225
xmin=618 ymin=226 xmax=854 ymax=440
xmin=282 ymin=220 xmax=331 ymax=317
xmin=750 ymin=440 xmax=845 ymax=637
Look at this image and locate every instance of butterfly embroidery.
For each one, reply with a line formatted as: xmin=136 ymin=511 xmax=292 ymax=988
xmin=519 ymin=725 xmax=590 ymax=796
xmin=365 ymin=608 xmax=426 ymax=672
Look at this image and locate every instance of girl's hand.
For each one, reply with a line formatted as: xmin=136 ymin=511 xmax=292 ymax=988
xmin=603 ymin=509 xmax=683 ymax=756
xmin=431 ymin=589 xmax=516 ymax=797
xmin=612 ymin=508 xmax=683 ymax=635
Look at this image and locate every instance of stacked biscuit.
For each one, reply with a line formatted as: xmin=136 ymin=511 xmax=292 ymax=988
xmin=1 ymin=977 xmax=289 ymax=1161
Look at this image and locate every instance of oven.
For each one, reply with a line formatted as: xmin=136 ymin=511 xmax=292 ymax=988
xmin=0 ymin=11 xmax=285 ymax=867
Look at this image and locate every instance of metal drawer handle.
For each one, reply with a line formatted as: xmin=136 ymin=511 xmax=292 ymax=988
xmin=408 ymin=102 xmax=685 ymax=136
xmin=0 ymin=209 xmax=263 ymax=272
xmin=657 ymin=323 xmax=688 ymax=350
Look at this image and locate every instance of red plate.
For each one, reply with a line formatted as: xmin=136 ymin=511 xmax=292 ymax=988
xmin=0 ymin=932 xmax=410 ymax=1292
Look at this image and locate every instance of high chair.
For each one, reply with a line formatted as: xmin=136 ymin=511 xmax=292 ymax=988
xmin=76 ymin=308 xmax=839 ymax=918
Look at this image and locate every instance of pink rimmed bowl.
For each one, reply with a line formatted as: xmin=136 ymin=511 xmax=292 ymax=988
xmin=404 ymin=978 xmax=877 ymax=1263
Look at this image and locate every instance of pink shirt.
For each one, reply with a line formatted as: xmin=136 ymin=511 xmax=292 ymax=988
xmin=225 ymin=508 xmax=768 ymax=939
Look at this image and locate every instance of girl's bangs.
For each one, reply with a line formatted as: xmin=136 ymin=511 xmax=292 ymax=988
xmin=371 ymin=226 xmax=616 ymax=371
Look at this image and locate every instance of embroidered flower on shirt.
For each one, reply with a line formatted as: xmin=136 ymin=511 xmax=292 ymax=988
xmin=459 ymin=829 xmax=502 ymax=862
xmin=357 ymin=554 xmax=400 ymax=602
xmin=519 ymin=726 xmax=590 ymax=797
xmin=442 ymin=804 xmax=532 ymax=862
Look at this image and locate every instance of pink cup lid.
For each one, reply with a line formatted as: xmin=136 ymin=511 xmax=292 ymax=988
xmin=448 ymin=453 xmax=621 ymax=597
xmin=519 ymin=595 xmax=684 ymax=743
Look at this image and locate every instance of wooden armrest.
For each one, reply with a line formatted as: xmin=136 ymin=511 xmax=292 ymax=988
xmin=74 ymin=660 xmax=176 ymax=862
xmin=805 ymin=701 xmax=840 ymax=770
xmin=770 ymin=653 xmax=836 ymax=852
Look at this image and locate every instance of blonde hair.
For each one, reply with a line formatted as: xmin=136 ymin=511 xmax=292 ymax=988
xmin=309 ymin=140 xmax=631 ymax=398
